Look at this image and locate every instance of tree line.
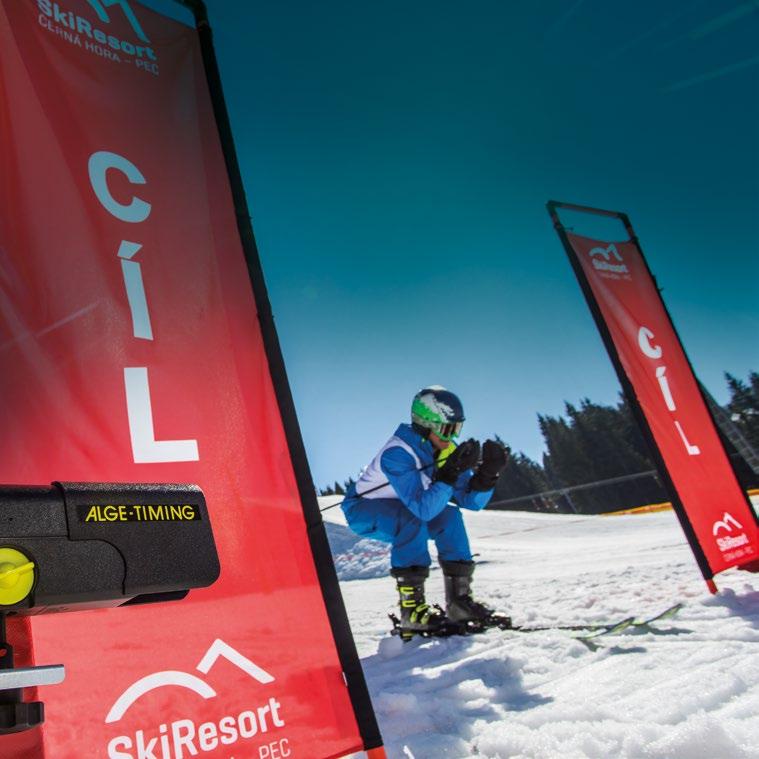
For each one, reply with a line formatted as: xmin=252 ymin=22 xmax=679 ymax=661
xmin=321 ymin=372 xmax=759 ymax=514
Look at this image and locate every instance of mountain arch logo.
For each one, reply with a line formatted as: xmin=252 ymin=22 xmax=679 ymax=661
xmin=86 ymin=0 xmax=150 ymax=42
xmin=106 ymin=639 xmax=275 ymax=723
xmin=712 ymin=512 xmax=743 ymax=536
xmin=712 ymin=512 xmax=750 ymax=557
xmin=588 ymin=243 xmax=629 ymax=276
xmin=589 ymin=243 xmax=623 ymax=262
xmin=105 ymin=640 xmax=286 ymax=759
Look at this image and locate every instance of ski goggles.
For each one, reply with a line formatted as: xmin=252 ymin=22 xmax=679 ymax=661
xmin=435 ymin=421 xmax=463 ymax=441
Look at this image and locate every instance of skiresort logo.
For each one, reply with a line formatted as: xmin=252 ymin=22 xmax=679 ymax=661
xmin=37 ymin=0 xmax=160 ymax=75
xmin=106 ymin=639 xmax=289 ymax=759
xmin=588 ymin=243 xmax=630 ymax=278
xmin=712 ymin=512 xmax=743 ymax=536
xmin=589 ymin=243 xmax=623 ymax=262
xmin=712 ymin=511 xmax=750 ymax=553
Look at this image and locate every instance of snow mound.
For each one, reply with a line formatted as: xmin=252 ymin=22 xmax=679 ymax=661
xmin=320 ymin=496 xmax=391 ymax=581
xmin=333 ymin=500 xmax=759 ymax=758
xmin=325 ymin=521 xmax=390 ymax=581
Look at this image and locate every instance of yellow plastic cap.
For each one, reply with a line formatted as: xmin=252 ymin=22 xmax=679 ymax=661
xmin=0 ymin=548 xmax=35 ymax=606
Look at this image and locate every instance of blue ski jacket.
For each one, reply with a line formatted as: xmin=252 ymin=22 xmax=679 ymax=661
xmin=342 ymin=424 xmax=493 ymax=525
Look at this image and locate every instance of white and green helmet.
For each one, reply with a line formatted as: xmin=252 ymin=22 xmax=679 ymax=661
xmin=411 ymin=386 xmax=465 ymax=441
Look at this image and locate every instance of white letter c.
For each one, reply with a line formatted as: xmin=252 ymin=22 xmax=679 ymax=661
xmin=88 ymin=151 xmax=151 ymax=223
xmin=638 ymin=326 xmax=662 ymax=359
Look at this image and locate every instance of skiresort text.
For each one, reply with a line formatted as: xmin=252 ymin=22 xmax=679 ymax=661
xmin=37 ymin=0 xmax=159 ymax=74
xmin=107 ymin=697 xmax=290 ymax=758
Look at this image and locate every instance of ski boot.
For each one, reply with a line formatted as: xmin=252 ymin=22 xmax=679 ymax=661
xmin=441 ymin=559 xmax=511 ymax=632
xmin=390 ymin=566 xmax=447 ymax=641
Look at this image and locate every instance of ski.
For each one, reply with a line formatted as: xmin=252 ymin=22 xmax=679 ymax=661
xmin=574 ymin=603 xmax=682 ymax=645
xmin=389 ymin=612 xmax=634 ymax=641
xmin=514 ymin=602 xmax=683 ymax=634
xmin=389 ymin=603 xmax=683 ymax=641
xmin=578 ymin=616 xmax=635 ymax=640
xmin=631 ymin=602 xmax=683 ymax=628
xmin=388 ymin=613 xmax=500 ymax=640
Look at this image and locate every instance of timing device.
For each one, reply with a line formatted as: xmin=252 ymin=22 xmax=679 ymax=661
xmin=0 ymin=481 xmax=220 ymax=733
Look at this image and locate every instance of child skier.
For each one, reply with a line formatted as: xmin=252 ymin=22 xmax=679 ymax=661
xmin=341 ymin=386 xmax=509 ymax=636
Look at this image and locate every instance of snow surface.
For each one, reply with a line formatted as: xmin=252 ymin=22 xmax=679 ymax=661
xmin=322 ymin=496 xmax=759 ymax=759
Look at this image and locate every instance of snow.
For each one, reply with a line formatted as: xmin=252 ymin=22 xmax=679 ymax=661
xmin=322 ymin=496 xmax=759 ymax=759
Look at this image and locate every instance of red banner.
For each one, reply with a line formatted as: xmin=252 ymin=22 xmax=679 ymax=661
xmin=0 ymin=1 xmax=374 ymax=757
xmin=563 ymin=229 xmax=758 ymax=577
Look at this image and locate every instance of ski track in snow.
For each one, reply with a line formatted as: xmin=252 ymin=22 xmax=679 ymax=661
xmin=322 ymin=496 xmax=759 ymax=759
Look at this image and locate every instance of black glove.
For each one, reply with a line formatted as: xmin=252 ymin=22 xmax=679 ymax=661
xmin=435 ymin=439 xmax=481 ymax=486
xmin=469 ymin=439 xmax=510 ymax=492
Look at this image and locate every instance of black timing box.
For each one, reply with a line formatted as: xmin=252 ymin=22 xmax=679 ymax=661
xmin=0 ymin=482 xmax=220 ymax=614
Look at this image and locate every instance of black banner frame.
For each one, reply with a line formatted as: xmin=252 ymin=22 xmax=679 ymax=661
xmin=170 ymin=1 xmax=384 ymax=753
xmin=547 ymin=199 xmax=759 ymax=593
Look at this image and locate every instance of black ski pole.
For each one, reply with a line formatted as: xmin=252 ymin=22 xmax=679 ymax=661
xmin=318 ymin=461 xmax=439 ymax=513
xmin=317 ymin=439 xmax=506 ymax=513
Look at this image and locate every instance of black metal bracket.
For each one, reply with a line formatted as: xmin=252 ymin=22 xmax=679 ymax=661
xmin=0 ymin=614 xmax=64 ymax=734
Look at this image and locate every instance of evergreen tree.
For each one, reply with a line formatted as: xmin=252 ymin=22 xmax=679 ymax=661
xmin=725 ymin=372 xmax=759 ymax=451
xmin=491 ymin=446 xmax=548 ymax=505
xmin=319 ymin=478 xmax=355 ymax=497
xmin=539 ymin=411 xmax=593 ymax=488
xmin=538 ymin=395 xmax=663 ymax=513
xmin=615 ymin=392 xmax=657 ymax=469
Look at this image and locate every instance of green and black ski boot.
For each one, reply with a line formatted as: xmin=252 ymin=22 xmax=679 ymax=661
xmin=391 ymin=566 xmax=447 ymax=641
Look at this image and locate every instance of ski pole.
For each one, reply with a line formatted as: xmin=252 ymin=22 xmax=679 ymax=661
xmin=317 ymin=440 xmax=508 ymax=513
xmin=318 ymin=461 xmax=439 ymax=513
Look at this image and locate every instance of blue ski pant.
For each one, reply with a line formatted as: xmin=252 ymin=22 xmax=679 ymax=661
xmin=341 ymin=497 xmax=472 ymax=568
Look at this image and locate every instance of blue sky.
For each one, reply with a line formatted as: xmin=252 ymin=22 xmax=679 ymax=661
xmin=206 ymin=1 xmax=758 ymax=489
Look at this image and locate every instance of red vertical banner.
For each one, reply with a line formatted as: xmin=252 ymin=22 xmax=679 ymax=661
xmin=548 ymin=202 xmax=758 ymax=584
xmin=0 ymin=1 xmax=379 ymax=757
